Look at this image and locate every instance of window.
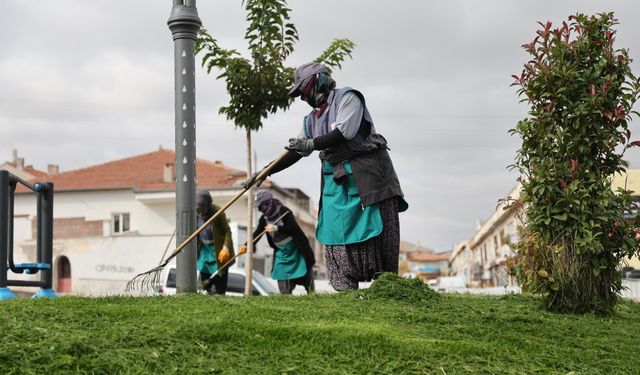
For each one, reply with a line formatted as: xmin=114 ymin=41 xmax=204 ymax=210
xmin=112 ymin=213 xmax=130 ymax=234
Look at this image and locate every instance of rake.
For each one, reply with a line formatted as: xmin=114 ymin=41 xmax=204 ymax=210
xmin=125 ymin=150 xmax=289 ymax=293
xmin=201 ymin=210 xmax=290 ymax=289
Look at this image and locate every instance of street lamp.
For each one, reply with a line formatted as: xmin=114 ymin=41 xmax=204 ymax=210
xmin=168 ymin=0 xmax=201 ymax=293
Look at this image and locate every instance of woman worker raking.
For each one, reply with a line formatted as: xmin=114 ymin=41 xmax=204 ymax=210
xmin=245 ymin=63 xmax=408 ymax=291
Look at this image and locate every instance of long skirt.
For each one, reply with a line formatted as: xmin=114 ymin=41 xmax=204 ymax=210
xmin=324 ymin=197 xmax=400 ymax=291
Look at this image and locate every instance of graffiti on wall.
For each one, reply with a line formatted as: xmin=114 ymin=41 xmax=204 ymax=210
xmin=95 ymin=264 xmax=135 ymax=273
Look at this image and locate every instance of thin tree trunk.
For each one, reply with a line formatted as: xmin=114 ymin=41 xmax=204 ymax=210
xmin=244 ymin=128 xmax=254 ymax=296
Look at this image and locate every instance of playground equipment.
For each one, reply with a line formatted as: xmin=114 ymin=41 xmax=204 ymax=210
xmin=0 ymin=170 xmax=58 ymax=300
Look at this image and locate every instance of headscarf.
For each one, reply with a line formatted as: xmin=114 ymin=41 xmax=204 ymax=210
xmin=255 ymin=190 xmax=283 ymax=221
xmin=196 ymin=190 xmax=214 ymax=243
xmin=300 ymin=72 xmax=336 ymax=109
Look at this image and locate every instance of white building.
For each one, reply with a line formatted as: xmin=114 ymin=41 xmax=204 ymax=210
xmin=449 ymin=240 xmax=471 ymax=286
xmin=7 ymin=148 xmax=320 ymax=296
xmin=450 ymin=185 xmax=520 ymax=288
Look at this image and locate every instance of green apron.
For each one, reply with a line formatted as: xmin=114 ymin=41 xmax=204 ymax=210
xmin=197 ymin=243 xmax=219 ymax=275
xmin=270 ymin=240 xmax=307 ymax=280
xmin=316 ymin=161 xmax=383 ymax=245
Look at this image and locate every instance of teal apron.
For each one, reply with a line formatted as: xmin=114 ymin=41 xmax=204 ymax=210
xmin=271 ymin=240 xmax=307 ymax=280
xmin=316 ymin=161 xmax=383 ymax=245
xmin=197 ymin=243 xmax=219 ymax=275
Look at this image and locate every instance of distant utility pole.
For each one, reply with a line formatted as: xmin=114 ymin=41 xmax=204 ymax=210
xmin=168 ymin=0 xmax=201 ymax=293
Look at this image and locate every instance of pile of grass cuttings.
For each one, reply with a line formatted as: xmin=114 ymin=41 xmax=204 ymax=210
xmin=358 ymin=272 xmax=440 ymax=303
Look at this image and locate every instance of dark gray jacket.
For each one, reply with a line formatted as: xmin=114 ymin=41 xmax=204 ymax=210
xmin=307 ymin=88 xmax=406 ymax=209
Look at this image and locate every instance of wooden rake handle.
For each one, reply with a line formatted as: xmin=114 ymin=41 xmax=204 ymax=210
xmin=162 ymin=150 xmax=290 ymax=266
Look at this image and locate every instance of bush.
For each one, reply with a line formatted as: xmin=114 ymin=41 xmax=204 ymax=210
xmin=508 ymin=13 xmax=640 ymax=314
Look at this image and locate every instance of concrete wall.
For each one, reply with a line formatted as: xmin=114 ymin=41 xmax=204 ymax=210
xmin=622 ymin=279 xmax=640 ymax=302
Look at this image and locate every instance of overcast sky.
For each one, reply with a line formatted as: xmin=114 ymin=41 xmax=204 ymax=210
xmin=1 ymin=1 xmax=639 ymax=251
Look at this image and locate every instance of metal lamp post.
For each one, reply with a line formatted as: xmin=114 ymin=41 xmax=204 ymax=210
xmin=168 ymin=0 xmax=201 ymax=293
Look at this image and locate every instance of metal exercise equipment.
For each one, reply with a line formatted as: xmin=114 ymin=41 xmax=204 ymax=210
xmin=0 ymin=170 xmax=58 ymax=300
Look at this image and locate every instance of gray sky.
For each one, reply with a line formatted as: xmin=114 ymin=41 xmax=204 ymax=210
xmin=1 ymin=1 xmax=639 ymax=251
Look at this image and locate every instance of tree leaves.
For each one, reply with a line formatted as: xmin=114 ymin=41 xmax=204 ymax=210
xmin=195 ymin=0 xmax=355 ymax=132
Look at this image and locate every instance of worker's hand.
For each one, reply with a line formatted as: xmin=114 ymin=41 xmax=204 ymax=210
xmin=238 ymin=245 xmax=248 ymax=255
xmin=286 ymin=137 xmax=314 ymax=152
xmin=243 ymin=171 xmax=265 ymax=190
xmin=217 ymin=246 xmax=231 ymax=265
xmin=265 ymin=224 xmax=278 ymax=233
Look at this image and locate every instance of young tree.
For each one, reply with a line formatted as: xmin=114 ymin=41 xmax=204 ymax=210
xmin=509 ymin=13 xmax=640 ymax=314
xmin=195 ymin=0 xmax=354 ymax=295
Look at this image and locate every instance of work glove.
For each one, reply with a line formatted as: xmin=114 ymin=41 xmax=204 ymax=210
xmin=265 ymin=224 xmax=278 ymax=233
xmin=286 ymin=137 xmax=314 ymax=152
xmin=217 ymin=246 xmax=231 ymax=265
xmin=243 ymin=171 xmax=265 ymax=190
xmin=238 ymin=245 xmax=247 ymax=255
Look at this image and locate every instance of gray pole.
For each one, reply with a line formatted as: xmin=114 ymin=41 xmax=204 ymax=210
xmin=168 ymin=0 xmax=201 ymax=293
xmin=35 ymin=182 xmax=54 ymax=290
xmin=0 ymin=171 xmax=9 ymax=289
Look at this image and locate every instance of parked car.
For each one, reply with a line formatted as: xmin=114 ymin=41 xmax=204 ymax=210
xmin=622 ymin=267 xmax=640 ymax=279
xmin=154 ymin=265 xmax=279 ymax=296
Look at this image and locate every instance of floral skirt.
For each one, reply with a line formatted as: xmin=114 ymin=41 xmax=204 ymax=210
xmin=324 ymin=197 xmax=400 ymax=291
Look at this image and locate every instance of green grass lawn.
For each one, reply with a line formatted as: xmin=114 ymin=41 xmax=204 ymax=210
xmin=1 ymin=275 xmax=639 ymax=374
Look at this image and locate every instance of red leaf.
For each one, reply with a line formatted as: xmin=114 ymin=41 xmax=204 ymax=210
xmin=630 ymin=141 xmax=640 ymax=147
xmin=605 ymin=30 xmax=615 ymax=40
xmin=589 ymin=84 xmax=596 ymax=97
xmin=570 ymin=159 xmax=580 ymax=176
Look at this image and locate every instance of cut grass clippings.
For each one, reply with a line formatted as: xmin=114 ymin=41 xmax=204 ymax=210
xmin=1 ymin=274 xmax=639 ymax=374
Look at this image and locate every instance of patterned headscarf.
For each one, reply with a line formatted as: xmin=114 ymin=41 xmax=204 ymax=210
xmin=255 ymin=190 xmax=283 ymax=221
xmin=300 ymin=72 xmax=336 ymax=109
xmin=196 ymin=190 xmax=214 ymax=243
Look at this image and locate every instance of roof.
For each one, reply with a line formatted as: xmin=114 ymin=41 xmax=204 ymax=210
xmin=0 ymin=163 xmax=49 ymax=181
xmin=399 ymin=240 xmax=434 ymax=253
xmin=407 ymin=251 xmax=452 ymax=262
xmin=17 ymin=148 xmax=247 ymax=193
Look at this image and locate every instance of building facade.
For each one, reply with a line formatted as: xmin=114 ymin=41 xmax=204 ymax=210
xmin=6 ymin=148 xmax=320 ymax=296
xmin=450 ymin=186 xmax=520 ymax=288
xmin=451 ymin=172 xmax=640 ymax=293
